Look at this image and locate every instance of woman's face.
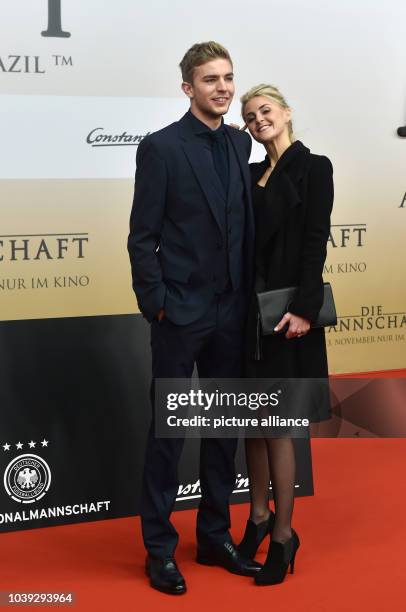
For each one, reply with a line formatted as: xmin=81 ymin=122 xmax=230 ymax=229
xmin=243 ymin=95 xmax=291 ymax=143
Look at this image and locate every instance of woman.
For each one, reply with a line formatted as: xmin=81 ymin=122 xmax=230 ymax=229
xmin=237 ymin=84 xmax=334 ymax=585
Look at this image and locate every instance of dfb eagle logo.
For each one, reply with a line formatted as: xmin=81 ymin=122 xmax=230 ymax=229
xmin=17 ymin=467 xmax=39 ymax=489
xmin=4 ymin=454 xmax=51 ymax=503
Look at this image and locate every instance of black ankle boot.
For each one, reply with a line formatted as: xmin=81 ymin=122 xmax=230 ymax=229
xmin=237 ymin=511 xmax=275 ymax=559
xmin=254 ymin=529 xmax=300 ymax=586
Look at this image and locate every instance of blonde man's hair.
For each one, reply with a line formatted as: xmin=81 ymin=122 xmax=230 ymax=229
xmin=179 ymin=41 xmax=232 ymax=83
xmin=241 ymin=83 xmax=294 ymax=141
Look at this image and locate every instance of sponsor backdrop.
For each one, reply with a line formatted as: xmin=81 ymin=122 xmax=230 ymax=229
xmin=0 ymin=0 xmax=405 ymax=531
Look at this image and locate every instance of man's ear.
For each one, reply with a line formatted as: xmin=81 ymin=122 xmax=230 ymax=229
xmin=181 ymin=81 xmax=193 ymax=99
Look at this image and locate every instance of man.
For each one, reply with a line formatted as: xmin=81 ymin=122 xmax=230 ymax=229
xmin=127 ymin=41 xmax=258 ymax=595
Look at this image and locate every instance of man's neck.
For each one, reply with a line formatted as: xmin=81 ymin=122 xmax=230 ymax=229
xmin=190 ymin=106 xmax=222 ymax=130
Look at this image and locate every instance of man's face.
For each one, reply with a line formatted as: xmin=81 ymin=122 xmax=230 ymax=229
xmin=183 ymin=58 xmax=235 ymax=119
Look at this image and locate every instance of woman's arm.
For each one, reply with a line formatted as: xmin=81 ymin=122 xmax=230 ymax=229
xmin=288 ymin=155 xmax=334 ymax=322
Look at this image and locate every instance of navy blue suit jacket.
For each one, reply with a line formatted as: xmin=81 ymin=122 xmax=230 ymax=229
xmin=127 ymin=111 xmax=254 ymax=324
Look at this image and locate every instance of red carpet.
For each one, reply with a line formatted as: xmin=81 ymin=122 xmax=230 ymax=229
xmin=1 ymin=438 xmax=405 ymax=611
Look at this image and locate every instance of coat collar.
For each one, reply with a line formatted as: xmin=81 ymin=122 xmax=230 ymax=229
xmin=253 ymin=141 xmax=312 ymax=245
xmin=252 ymin=140 xmax=310 ymax=182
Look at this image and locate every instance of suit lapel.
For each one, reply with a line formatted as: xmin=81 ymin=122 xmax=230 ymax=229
xmin=225 ymin=126 xmax=255 ymax=247
xmin=177 ymin=113 xmax=227 ymax=233
xmin=182 ymin=141 xmax=225 ymax=233
xmin=225 ymin=126 xmax=251 ymax=201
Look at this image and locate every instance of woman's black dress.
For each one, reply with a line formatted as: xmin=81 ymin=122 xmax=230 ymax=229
xmin=245 ymin=141 xmax=334 ymax=424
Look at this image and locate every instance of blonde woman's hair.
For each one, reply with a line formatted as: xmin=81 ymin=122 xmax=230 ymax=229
xmin=179 ymin=41 xmax=232 ymax=83
xmin=240 ymin=84 xmax=294 ymax=141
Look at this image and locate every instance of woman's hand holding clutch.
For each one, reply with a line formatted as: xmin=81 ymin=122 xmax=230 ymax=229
xmin=274 ymin=312 xmax=311 ymax=339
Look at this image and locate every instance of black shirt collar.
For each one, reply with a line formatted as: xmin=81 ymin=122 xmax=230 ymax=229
xmin=187 ymin=109 xmax=225 ymax=137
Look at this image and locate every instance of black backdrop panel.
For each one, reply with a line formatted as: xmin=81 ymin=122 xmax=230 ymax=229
xmin=0 ymin=314 xmax=313 ymax=533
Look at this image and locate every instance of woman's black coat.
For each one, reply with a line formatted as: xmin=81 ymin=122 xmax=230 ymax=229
xmin=246 ymin=140 xmax=334 ymax=382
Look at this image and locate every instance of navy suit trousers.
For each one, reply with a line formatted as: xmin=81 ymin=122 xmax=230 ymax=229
xmin=141 ymin=290 xmax=245 ymax=558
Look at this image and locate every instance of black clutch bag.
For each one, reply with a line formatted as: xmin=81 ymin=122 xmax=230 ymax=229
xmin=256 ymin=282 xmax=337 ymax=336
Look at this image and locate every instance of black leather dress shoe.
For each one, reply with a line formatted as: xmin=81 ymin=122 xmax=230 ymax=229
xmin=145 ymin=555 xmax=186 ymax=595
xmin=196 ymin=541 xmax=262 ymax=576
